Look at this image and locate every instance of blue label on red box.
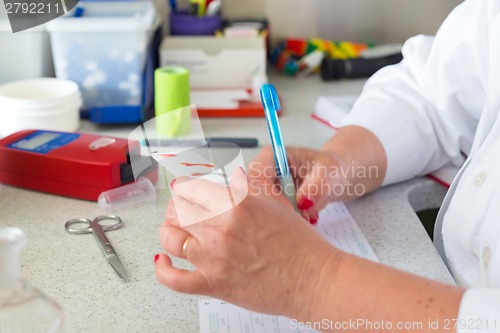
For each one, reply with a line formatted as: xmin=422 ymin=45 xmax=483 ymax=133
xmin=8 ymin=130 xmax=80 ymax=154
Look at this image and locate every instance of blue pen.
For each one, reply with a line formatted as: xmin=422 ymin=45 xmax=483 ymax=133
xmin=74 ymin=7 xmax=84 ymax=17
xmin=260 ymin=83 xmax=298 ymax=211
xmin=169 ymin=0 xmax=177 ymax=13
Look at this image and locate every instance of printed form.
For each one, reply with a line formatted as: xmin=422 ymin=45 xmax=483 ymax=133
xmin=199 ymin=202 xmax=378 ymax=333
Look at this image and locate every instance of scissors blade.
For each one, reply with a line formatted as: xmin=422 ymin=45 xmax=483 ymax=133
xmin=106 ymin=254 xmax=127 ymax=280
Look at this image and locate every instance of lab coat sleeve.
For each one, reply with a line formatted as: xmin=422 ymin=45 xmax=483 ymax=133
xmin=340 ymin=0 xmax=491 ymax=185
xmin=457 ymin=289 xmax=500 ymax=333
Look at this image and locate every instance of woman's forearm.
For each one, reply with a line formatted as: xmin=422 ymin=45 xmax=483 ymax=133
xmin=314 ymin=126 xmax=464 ymax=331
xmin=321 ymin=125 xmax=388 ymax=201
xmin=294 ymin=249 xmax=464 ymax=332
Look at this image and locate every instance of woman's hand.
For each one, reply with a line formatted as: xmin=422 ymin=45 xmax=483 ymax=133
xmin=248 ymin=126 xmax=388 ymax=224
xmin=155 ymin=169 xmax=340 ymax=319
xmin=248 ymin=146 xmax=347 ymax=223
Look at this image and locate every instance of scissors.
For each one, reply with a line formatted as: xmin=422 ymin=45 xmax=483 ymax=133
xmin=65 ymin=215 xmax=127 ymax=281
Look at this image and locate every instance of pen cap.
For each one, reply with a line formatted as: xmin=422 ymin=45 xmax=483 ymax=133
xmin=260 ymin=83 xmax=281 ymax=111
xmin=260 ymin=83 xmax=289 ymax=177
xmin=98 ymin=177 xmax=156 ymax=211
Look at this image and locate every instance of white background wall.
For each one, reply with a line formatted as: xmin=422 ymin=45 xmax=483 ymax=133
xmin=159 ymin=0 xmax=463 ymax=44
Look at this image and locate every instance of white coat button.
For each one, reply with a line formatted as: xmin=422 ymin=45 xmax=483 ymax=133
xmin=483 ymin=246 xmax=491 ymax=270
xmin=473 ymin=171 xmax=487 ymax=187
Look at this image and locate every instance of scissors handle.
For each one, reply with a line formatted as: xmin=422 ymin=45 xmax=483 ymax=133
xmin=92 ymin=215 xmax=123 ymax=232
xmin=65 ymin=218 xmax=93 ymax=234
xmin=65 ymin=215 xmax=123 ymax=234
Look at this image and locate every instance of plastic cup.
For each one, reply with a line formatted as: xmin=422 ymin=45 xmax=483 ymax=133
xmin=97 ymin=177 xmax=156 ymax=211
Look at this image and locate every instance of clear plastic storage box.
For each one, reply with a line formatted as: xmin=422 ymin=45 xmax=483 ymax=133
xmin=46 ymin=1 xmax=157 ymax=122
xmin=0 ymin=18 xmax=54 ymax=85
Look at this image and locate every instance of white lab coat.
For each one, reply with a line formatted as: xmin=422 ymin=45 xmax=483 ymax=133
xmin=341 ymin=0 xmax=500 ymax=331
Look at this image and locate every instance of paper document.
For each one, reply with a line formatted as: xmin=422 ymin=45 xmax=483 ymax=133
xmin=199 ymin=202 xmax=377 ymax=333
xmin=315 ymin=201 xmax=378 ymax=261
xmin=191 ymin=89 xmax=251 ymax=109
xmin=199 ymin=299 xmax=319 ymax=333
xmin=427 ymin=165 xmax=461 ymax=187
xmin=312 ymin=95 xmax=358 ymax=128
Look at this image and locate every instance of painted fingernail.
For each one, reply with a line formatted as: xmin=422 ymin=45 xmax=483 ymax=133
xmin=310 ymin=216 xmax=319 ymax=225
xmin=298 ymin=198 xmax=314 ymax=210
xmin=239 ymin=166 xmax=247 ymax=176
xmin=170 ymin=179 xmax=177 ymax=188
xmin=154 ymin=254 xmax=160 ymax=264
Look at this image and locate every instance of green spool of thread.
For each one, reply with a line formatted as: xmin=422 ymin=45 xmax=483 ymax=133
xmin=154 ymin=66 xmax=191 ymax=137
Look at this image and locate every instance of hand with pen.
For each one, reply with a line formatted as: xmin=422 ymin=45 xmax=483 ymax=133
xmin=155 ymin=126 xmax=389 ymax=316
xmin=153 ymin=0 xmax=492 ymax=322
xmin=155 ymin=167 xmax=337 ymax=318
xmin=248 ymin=126 xmax=387 ymax=224
xmin=155 ymin=125 xmax=463 ymax=328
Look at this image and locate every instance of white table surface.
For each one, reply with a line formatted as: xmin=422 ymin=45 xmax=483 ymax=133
xmin=0 ymin=73 xmax=455 ymax=333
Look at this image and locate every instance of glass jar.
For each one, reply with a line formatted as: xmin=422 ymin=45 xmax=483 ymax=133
xmin=0 ymin=227 xmax=64 ymax=333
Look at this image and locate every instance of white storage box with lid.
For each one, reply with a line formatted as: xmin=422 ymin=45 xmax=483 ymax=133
xmin=160 ymin=36 xmax=266 ymax=89
xmin=0 ymin=18 xmax=54 ymax=85
xmin=46 ymin=1 xmax=156 ymax=120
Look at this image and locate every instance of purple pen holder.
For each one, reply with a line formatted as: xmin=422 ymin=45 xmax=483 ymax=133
xmin=170 ymin=12 xmax=222 ymax=36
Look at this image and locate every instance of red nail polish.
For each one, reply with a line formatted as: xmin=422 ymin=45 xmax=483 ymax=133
xmin=310 ymin=216 xmax=318 ymax=225
xmin=154 ymin=254 xmax=160 ymax=264
xmin=170 ymin=179 xmax=176 ymax=188
xmin=298 ymin=198 xmax=314 ymax=210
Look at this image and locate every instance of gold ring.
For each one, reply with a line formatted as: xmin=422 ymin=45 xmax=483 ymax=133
xmin=182 ymin=235 xmax=193 ymax=259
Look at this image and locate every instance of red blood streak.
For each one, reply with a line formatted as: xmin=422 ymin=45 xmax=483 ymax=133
xmin=180 ymin=162 xmax=215 ymax=168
